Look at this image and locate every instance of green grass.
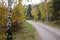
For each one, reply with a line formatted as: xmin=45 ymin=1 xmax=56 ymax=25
xmin=35 ymin=20 xmax=60 ymax=29
xmin=46 ymin=21 xmax=60 ymax=29
xmin=39 ymin=21 xmax=60 ymax=29
xmin=13 ymin=21 xmax=39 ymax=40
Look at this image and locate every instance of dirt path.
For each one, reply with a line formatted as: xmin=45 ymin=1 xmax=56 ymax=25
xmin=27 ymin=20 xmax=60 ymax=40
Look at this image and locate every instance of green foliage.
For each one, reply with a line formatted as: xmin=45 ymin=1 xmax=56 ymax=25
xmin=52 ymin=0 xmax=60 ymax=2
xmin=37 ymin=5 xmax=41 ymax=20
xmin=38 ymin=2 xmax=47 ymax=21
xmin=50 ymin=0 xmax=60 ymax=21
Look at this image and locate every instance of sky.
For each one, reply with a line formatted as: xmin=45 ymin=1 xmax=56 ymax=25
xmin=0 ymin=0 xmax=44 ymax=7
xmin=0 ymin=0 xmax=44 ymax=5
xmin=22 ymin=0 xmax=44 ymax=5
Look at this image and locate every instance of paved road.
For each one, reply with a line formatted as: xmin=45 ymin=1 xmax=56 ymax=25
xmin=26 ymin=20 xmax=60 ymax=40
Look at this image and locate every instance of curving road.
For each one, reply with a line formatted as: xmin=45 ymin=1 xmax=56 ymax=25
xmin=26 ymin=20 xmax=60 ymax=40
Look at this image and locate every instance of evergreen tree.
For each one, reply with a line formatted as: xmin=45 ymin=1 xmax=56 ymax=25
xmin=26 ymin=4 xmax=32 ymax=19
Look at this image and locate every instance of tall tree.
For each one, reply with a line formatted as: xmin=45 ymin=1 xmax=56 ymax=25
xmin=26 ymin=4 xmax=32 ymax=19
xmin=12 ymin=0 xmax=26 ymax=23
xmin=37 ymin=5 xmax=41 ymax=20
xmin=31 ymin=5 xmax=39 ymax=20
xmin=38 ymin=0 xmax=55 ymax=21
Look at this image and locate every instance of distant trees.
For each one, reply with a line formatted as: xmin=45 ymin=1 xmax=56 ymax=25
xmin=31 ymin=5 xmax=39 ymax=21
xmin=38 ymin=2 xmax=47 ymax=21
xmin=37 ymin=0 xmax=60 ymax=22
xmin=37 ymin=5 xmax=41 ymax=20
xmin=25 ymin=0 xmax=60 ymax=22
xmin=26 ymin=5 xmax=41 ymax=21
xmin=51 ymin=0 xmax=60 ymax=21
xmin=26 ymin=5 xmax=32 ymax=19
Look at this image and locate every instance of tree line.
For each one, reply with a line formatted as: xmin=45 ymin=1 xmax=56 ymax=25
xmin=27 ymin=0 xmax=60 ymax=23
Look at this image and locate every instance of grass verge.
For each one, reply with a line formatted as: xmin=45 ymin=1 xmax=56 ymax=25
xmin=0 ymin=21 xmax=39 ymax=40
xmin=39 ymin=21 xmax=60 ymax=29
xmin=13 ymin=21 xmax=39 ymax=40
xmin=46 ymin=21 xmax=60 ymax=29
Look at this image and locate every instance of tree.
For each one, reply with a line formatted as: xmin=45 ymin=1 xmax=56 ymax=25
xmin=31 ymin=5 xmax=39 ymax=21
xmin=37 ymin=5 xmax=41 ymax=20
xmin=0 ymin=3 xmax=8 ymax=27
xmin=26 ymin=4 xmax=32 ymax=19
xmin=51 ymin=0 xmax=60 ymax=21
xmin=38 ymin=2 xmax=47 ymax=21
xmin=38 ymin=0 xmax=55 ymax=21
xmin=12 ymin=0 xmax=26 ymax=23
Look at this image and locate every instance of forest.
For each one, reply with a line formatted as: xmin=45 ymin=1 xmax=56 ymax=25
xmin=0 ymin=0 xmax=60 ymax=40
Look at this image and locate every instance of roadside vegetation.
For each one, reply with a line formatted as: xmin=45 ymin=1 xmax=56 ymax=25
xmin=13 ymin=21 xmax=39 ymax=40
xmin=46 ymin=21 xmax=60 ymax=29
xmin=0 ymin=21 xmax=39 ymax=40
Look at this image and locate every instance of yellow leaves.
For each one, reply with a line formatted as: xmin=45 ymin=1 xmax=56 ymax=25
xmin=12 ymin=2 xmax=25 ymax=22
xmin=34 ymin=15 xmax=38 ymax=21
xmin=0 ymin=3 xmax=8 ymax=26
xmin=39 ymin=2 xmax=47 ymax=17
xmin=31 ymin=6 xmax=39 ymax=20
xmin=31 ymin=7 xmax=38 ymax=16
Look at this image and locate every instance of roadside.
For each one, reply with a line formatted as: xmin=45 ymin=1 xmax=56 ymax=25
xmin=32 ymin=20 xmax=60 ymax=29
xmin=0 ymin=21 xmax=39 ymax=40
xmin=13 ymin=21 xmax=40 ymax=40
xmin=45 ymin=21 xmax=60 ymax=29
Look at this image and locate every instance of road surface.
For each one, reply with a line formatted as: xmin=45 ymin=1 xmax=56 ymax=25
xmin=26 ymin=20 xmax=60 ymax=40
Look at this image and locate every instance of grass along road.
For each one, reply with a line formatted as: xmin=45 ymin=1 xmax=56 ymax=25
xmin=13 ymin=21 xmax=39 ymax=40
xmin=33 ymin=20 xmax=60 ymax=29
xmin=0 ymin=21 xmax=39 ymax=40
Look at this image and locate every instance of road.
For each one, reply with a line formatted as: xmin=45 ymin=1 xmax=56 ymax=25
xmin=26 ymin=20 xmax=60 ymax=40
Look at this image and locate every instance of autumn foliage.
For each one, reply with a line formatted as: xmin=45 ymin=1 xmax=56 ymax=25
xmin=0 ymin=3 xmax=8 ymax=26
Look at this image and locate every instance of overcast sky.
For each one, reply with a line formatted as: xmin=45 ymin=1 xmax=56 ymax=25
xmin=0 ymin=0 xmax=44 ymax=5
xmin=0 ymin=0 xmax=44 ymax=7
xmin=22 ymin=0 xmax=44 ymax=5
